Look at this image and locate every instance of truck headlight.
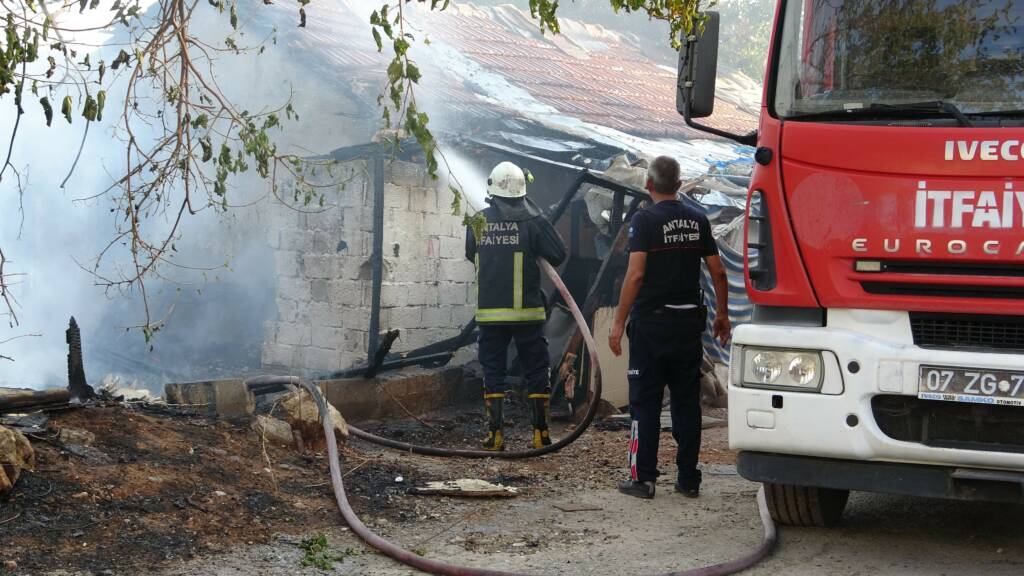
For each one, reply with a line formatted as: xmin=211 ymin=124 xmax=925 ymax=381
xmin=750 ymin=351 xmax=782 ymax=384
xmin=741 ymin=347 xmax=824 ymax=391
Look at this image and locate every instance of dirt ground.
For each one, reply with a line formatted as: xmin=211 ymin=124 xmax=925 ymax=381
xmin=3 ymin=401 xmax=1024 ymax=576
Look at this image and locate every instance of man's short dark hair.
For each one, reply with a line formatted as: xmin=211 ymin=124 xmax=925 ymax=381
xmin=647 ymin=156 xmax=681 ymax=195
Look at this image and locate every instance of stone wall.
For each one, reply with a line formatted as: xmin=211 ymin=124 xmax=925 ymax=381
xmin=261 ymin=158 xmax=476 ymax=375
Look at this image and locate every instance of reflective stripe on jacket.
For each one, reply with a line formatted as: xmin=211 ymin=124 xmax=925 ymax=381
xmin=465 ymin=197 xmax=567 ymax=325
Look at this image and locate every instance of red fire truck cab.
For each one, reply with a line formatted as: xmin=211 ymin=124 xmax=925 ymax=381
xmin=678 ymin=1 xmax=1024 ymax=526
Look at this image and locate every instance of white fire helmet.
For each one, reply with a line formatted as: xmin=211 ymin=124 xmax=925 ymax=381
xmin=487 ymin=162 xmax=527 ymax=198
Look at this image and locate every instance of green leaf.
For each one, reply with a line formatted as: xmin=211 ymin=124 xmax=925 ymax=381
xmin=394 ymin=37 xmax=410 ymax=56
xmin=406 ymin=62 xmax=421 ymax=83
xmin=111 ymin=49 xmax=130 ymax=70
xmin=372 ymin=28 xmax=383 ymax=52
xmin=83 ymin=95 xmax=98 ymax=121
xmin=61 ymin=95 xmax=73 ymax=124
xmin=200 ymin=137 xmax=213 ymax=162
xmin=39 ymin=96 xmax=53 ymax=126
xmin=96 ymin=90 xmax=106 ymax=121
xmin=230 ymin=3 xmax=237 ymax=29
xmin=218 ymin=143 xmax=232 ymax=167
xmin=386 ymin=59 xmax=403 ymax=84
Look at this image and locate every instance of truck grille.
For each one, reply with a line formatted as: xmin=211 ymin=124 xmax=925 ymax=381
xmin=911 ymin=313 xmax=1024 ymax=352
xmin=874 ymin=260 xmax=1024 ymax=278
xmin=862 ymin=282 xmax=1024 ymax=299
xmin=872 ymin=395 xmax=1024 ymax=454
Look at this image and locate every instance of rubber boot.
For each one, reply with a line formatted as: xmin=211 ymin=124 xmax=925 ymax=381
xmin=528 ymin=393 xmax=552 ymax=449
xmin=482 ymin=393 xmax=505 ymax=451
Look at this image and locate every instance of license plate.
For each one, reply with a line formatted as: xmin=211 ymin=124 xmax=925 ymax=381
xmin=918 ymin=366 xmax=1024 ymax=407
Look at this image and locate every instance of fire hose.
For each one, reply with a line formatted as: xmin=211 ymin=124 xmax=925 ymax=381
xmin=251 ymin=259 xmax=776 ymax=575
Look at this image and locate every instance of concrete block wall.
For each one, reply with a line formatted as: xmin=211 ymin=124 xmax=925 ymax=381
xmin=262 ymin=158 xmax=477 ymax=375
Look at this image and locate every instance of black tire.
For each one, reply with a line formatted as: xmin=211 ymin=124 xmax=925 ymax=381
xmin=763 ymin=482 xmax=849 ymax=527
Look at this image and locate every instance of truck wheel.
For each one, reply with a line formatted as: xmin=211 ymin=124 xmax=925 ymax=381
xmin=763 ymin=482 xmax=849 ymax=527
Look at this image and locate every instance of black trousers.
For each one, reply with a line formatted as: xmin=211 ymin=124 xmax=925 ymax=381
xmin=626 ymin=309 xmax=705 ymax=489
xmin=478 ymin=323 xmax=551 ymax=395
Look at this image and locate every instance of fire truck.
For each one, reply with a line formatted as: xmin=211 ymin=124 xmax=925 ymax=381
xmin=677 ymin=1 xmax=1024 ymax=526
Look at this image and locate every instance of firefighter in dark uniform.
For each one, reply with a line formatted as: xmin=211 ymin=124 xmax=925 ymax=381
xmin=609 ymin=156 xmax=731 ymax=499
xmin=466 ymin=162 xmax=567 ymax=451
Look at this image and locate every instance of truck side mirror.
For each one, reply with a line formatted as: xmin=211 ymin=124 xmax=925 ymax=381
xmin=675 ymin=13 xmax=756 ymax=146
xmin=677 ymin=11 xmax=720 ymax=119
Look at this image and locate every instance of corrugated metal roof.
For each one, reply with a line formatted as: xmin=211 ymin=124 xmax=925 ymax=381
xmin=414 ymin=4 xmax=757 ymax=140
xmin=280 ymin=1 xmax=757 ymax=143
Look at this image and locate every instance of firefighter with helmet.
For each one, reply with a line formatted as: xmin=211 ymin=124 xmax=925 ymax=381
xmin=465 ymin=161 xmax=567 ymax=451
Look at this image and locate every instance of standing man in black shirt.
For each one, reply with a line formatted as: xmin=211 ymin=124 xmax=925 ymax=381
xmin=609 ymin=156 xmax=731 ymax=499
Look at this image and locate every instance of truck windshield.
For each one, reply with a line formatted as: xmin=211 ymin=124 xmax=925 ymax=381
xmin=773 ymin=0 xmax=1024 ymax=119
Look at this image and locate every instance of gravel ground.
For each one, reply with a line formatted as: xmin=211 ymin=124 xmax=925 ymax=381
xmin=160 ymin=423 xmax=1024 ymax=576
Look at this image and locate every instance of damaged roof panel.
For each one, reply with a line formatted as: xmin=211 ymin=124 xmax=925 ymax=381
xmin=416 ymin=4 xmax=758 ymax=140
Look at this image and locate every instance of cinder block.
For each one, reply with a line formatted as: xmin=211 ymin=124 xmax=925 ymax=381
xmin=439 ymin=259 xmax=474 ymax=282
xmin=387 ymin=306 xmax=423 ymax=329
xmin=280 ymin=229 xmax=314 ymax=252
xmin=387 ymin=160 xmax=426 ymax=188
xmin=301 ymin=344 xmax=342 ymax=373
xmin=337 ymin=232 xmax=369 ymax=258
xmin=312 ymin=326 xmax=346 ymax=351
xmin=438 ymin=236 xmax=465 ymax=259
xmin=384 ymin=184 xmax=409 ymax=209
xmin=277 ymin=322 xmax=311 ymax=346
xmin=274 ymin=251 xmax=300 ymax=278
xmin=164 ymin=379 xmax=254 ymax=420
xmin=329 ymin=280 xmax=363 ymax=306
xmin=447 ymin=217 xmax=468 ymax=238
xmin=275 ymin=299 xmax=300 ymax=323
xmin=440 ymin=283 xmax=470 ymax=305
xmin=436 ymin=183 xmax=458 ymax=212
xmin=421 ymin=306 xmax=451 ymax=328
xmin=278 ymin=277 xmax=312 ymax=303
xmin=302 ymin=254 xmax=334 ymax=279
xmin=397 ymin=328 xmax=438 ymax=351
xmin=336 ymin=177 xmax=369 ymax=208
xmin=405 ymin=284 xmax=440 ymax=306
xmin=380 ymin=283 xmax=409 ymax=307
xmin=342 ymin=307 xmax=371 ymax=331
xmin=313 ymin=231 xmax=336 ymax=253
xmin=261 ymin=343 xmax=296 ymax=368
xmin=424 ymin=217 xmax=447 ymax=238
xmin=309 ymin=302 xmax=337 ymax=328
xmin=306 ymin=207 xmax=342 ymax=231
xmin=343 ymin=207 xmax=375 ymax=231
xmin=311 ymin=279 xmax=330 ymax=303
xmin=451 ymin=304 xmax=476 ymax=323
xmin=387 ymin=257 xmax=436 ymax=284
xmin=336 ymin=256 xmax=368 ymax=281
xmin=408 ymin=186 xmax=439 ymax=213
xmin=345 ymin=330 xmax=368 ymax=353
